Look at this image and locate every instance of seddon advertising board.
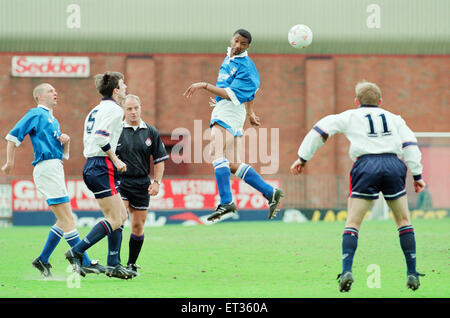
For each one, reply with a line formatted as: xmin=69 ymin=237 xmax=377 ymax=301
xmin=11 ymin=56 xmax=90 ymax=78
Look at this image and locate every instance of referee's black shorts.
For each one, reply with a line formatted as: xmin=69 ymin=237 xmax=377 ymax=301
xmin=118 ymin=176 xmax=151 ymax=210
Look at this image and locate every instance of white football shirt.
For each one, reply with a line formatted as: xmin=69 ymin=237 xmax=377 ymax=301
xmin=297 ymin=105 xmax=423 ymax=177
xmin=83 ymin=98 xmax=124 ymax=158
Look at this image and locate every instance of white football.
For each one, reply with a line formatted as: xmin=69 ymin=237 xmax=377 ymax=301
xmin=288 ymin=24 xmax=313 ymax=49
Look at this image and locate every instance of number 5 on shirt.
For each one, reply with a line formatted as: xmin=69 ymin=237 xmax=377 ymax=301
xmin=86 ymin=110 xmax=98 ymax=134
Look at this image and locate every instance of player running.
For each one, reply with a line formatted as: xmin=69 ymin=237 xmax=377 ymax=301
xmin=64 ymin=72 xmax=136 ymax=279
xmin=184 ymin=29 xmax=284 ymax=221
xmin=2 ymin=83 xmax=105 ymax=277
xmin=290 ymin=81 xmax=426 ymax=292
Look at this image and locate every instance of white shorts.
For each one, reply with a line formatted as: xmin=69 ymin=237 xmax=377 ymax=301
xmin=33 ymin=159 xmax=70 ymax=206
xmin=210 ymin=99 xmax=246 ymax=137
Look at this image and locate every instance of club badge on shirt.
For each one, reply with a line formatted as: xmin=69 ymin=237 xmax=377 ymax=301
xmin=145 ymin=137 xmax=152 ymax=147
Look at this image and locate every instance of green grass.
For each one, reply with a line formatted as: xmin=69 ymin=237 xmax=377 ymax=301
xmin=0 ymin=219 xmax=448 ymax=298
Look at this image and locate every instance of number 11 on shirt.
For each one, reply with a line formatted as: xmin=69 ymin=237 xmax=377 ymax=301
xmin=365 ymin=113 xmax=391 ymax=137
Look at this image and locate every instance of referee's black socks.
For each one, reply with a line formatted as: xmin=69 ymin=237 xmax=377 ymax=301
xmin=128 ymin=233 xmax=144 ymax=265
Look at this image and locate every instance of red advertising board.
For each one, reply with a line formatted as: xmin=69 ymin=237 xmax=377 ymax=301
xmin=11 ymin=179 xmax=280 ymax=211
xmin=149 ymin=179 xmax=280 ymax=210
xmin=12 ymin=179 xmax=99 ymax=211
xmin=11 ymin=56 xmax=90 ymax=78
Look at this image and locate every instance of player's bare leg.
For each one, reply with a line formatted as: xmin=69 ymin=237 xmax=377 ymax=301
xmin=209 ymin=124 xmax=226 ymax=162
xmin=386 ymin=195 xmax=411 ymax=228
xmin=128 ymin=207 xmax=146 ymax=237
xmin=51 ymin=202 xmax=76 ymax=232
xmin=345 ymin=197 xmax=372 ymax=230
xmin=97 ymin=194 xmax=128 ymax=230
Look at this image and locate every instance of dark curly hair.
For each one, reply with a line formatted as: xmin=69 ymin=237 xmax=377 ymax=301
xmin=94 ymin=71 xmax=124 ymax=98
xmin=233 ymin=29 xmax=252 ymax=44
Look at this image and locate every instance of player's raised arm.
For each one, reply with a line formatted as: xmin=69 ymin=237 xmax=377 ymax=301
xmin=291 ymin=113 xmax=346 ymax=175
xmin=183 ymin=82 xmax=230 ymax=100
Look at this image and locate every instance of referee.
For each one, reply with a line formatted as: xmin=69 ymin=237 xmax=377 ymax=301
xmin=116 ymin=94 xmax=169 ymax=273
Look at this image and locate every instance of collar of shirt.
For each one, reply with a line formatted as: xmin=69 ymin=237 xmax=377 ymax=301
xmin=359 ymin=104 xmax=379 ymax=108
xmin=123 ymin=119 xmax=147 ymax=130
xmin=101 ymin=97 xmax=121 ymax=107
xmin=227 ymin=47 xmax=248 ymax=60
xmin=37 ymin=104 xmax=54 ymax=118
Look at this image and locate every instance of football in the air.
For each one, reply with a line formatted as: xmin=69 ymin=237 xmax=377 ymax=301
xmin=288 ymin=24 xmax=313 ymax=48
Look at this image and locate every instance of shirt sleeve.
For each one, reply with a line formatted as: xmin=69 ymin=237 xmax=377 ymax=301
xmin=93 ymin=106 xmax=123 ymax=152
xmin=151 ymin=130 xmax=169 ymax=164
xmin=397 ymin=116 xmax=423 ymax=179
xmin=297 ymin=113 xmax=348 ymax=161
xmin=225 ymin=63 xmax=260 ymax=106
xmin=5 ymin=110 xmax=39 ymax=147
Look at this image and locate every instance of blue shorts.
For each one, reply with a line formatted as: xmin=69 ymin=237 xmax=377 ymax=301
xmin=349 ymin=153 xmax=407 ymax=200
xmin=83 ymin=156 xmax=119 ymax=199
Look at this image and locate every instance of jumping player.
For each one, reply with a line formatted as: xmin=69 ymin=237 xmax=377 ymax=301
xmin=184 ymin=29 xmax=284 ymax=221
xmin=290 ymin=81 xmax=426 ymax=292
xmin=2 ymin=83 xmax=105 ymax=277
xmin=64 ymin=72 xmax=136 ymax=279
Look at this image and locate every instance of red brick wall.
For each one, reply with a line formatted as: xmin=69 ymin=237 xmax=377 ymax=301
xmin=1 ymin=53 xmax=449 ymax=184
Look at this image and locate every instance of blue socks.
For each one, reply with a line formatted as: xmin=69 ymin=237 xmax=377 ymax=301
xmin=213 ymin=158 xmax=232 ymax=205
xmin=235 ymin=163 xmax=274 ymax=199
xmin=70 ymin=220 xmax=125 ymax=267
xmin=40 ymin=220 xmax=127 ymax=267
xmin=398 ymin=225 xmax=417 ymax=274
xmin=213 ymin=160 xmax=275 ymax=205
xmin=39 ymin=225 xmax=64 ymax=264
xmin=73 ymin=219 xmax=112 ymax=255
xmin=64 ymin=229 xmax=92 ymax=267
xmin=107 ymin=225 xmax=123 ymax=266
xmin=339 ymin=225 xmax=417 ymax=276
xmin=342 ymin=227 xmax=359 ymax=273
xmin=40 ymin=226 xmax=92 ymax=267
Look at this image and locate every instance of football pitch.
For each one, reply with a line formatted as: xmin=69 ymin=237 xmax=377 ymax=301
xmin=0 ymin=218 xmax=448 ymax=299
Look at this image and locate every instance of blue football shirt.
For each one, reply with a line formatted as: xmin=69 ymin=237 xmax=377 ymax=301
xmin=6 ymin=105 xmax=64 ymax=166
xmin=216 ymin=48 xmax=260 ymax=106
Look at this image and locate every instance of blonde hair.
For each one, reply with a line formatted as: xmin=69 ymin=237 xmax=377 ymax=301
xmin=124 ymin=94 xmax=141 ymax=106
xmin=355 ymin=81 xmax=382 ymax=105
xmin=33 ymin=83 xmax=51 ymax=103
